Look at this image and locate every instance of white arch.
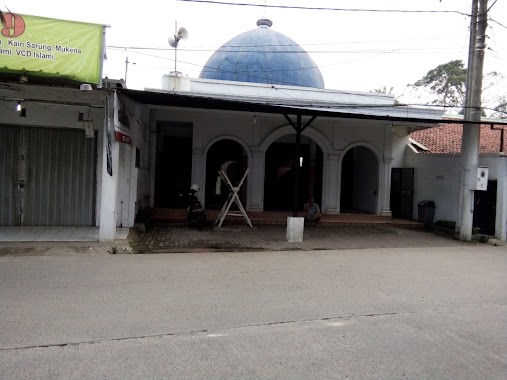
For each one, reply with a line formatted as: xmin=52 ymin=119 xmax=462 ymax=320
xmin=202 ymin=135 xmax=252 ymax=209
xmin=259 ymin=125 xmax=333 ymax=155
xmin=339 ymin=142 xmax=381 ymax=215
xmin=339 ymin=141 xmax=381 ymax=165
xmin=259 ymin=125 xmax=333 ymax=212
xmin=203 ymin=135 xmax=253 ymax=163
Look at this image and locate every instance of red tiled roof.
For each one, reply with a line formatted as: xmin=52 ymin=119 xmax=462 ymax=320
xmin=410 ymin=123 xmax=506 ymax=153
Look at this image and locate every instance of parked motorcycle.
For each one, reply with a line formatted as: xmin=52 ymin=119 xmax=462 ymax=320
xmin=180 ymin=184 xmax=207 ymax=230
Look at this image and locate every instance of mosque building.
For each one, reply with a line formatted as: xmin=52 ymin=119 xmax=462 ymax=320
xmin=116 ymin=18 xmax=444 ymax=230
xmin=0 ymin=17 xmax=455 ymax=241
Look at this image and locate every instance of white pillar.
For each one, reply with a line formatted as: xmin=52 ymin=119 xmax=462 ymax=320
xmin=380 ymin=157 xmax=393 ymax=217
xmin=191 ymin=147 xmax=205 ymax=204
xmin=99 ymin=95 xmax=120 ymax=241
xmin=380 ymin=125 xmax=393 ymax=217
xmin=325 ymin=153 xmax=341 ymax=213
xmin=495 ymin=156 xmax=507 ymax=240
xmin=248 ymin=148 xmax=265 ymax=211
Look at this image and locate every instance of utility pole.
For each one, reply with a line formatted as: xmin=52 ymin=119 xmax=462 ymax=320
xmin=458 ymin=0 xmax=488 ymax=240
xmin=124 ymin=56 xmax=135 ymax=86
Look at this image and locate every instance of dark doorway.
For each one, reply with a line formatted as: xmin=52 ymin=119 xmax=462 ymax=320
xmin=205 ymin=139 xmax=248 ymax=210
xmin=473 ymin=180 xmax=497 ymax=235
xmin=154 ymin=123 xmax=193 ymax=208
xmin=340 ymin=146 xmax=378 ymax=214
xmin=391 ymin=168 xmax=415 ymax=219
xmin=264 ymin=136 xmax=323 ymax=211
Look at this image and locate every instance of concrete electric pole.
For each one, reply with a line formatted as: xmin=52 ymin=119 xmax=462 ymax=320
xmin=458 ymin=0 xmax=489 ymax=240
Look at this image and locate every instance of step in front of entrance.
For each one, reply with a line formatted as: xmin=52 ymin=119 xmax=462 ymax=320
xmin=146 ymin=209 xmax=423 ymax=228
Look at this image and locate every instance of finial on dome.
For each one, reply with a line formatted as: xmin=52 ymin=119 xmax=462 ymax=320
xmin=257 ymin=19 xmax=273 ymax=28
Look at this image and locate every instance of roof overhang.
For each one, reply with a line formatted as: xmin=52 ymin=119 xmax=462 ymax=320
xmin=118 ymin=88 xmax=507 ymax=127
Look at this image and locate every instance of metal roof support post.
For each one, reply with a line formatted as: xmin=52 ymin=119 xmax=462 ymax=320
xmin=294 ymin=116 xmax=302 ymax=217
xmin=283 ymin=114 xmax=317 ymax=217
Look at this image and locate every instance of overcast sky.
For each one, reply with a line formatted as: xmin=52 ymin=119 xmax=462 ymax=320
xmin=8 ymin=0 xmax=507 ymax=104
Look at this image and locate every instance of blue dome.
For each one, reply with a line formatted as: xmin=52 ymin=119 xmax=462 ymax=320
xmin=199 ymin=19 xmax=325 ymax=89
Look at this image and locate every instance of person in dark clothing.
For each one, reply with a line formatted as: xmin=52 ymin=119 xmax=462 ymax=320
xmin=304 ymin=195 xmax=321 ymax=226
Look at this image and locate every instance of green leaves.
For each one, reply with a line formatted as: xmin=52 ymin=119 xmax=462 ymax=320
xmin=412 ymin=60 xmax=467 ymax=109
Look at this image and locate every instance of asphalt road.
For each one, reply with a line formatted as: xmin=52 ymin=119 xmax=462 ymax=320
xmin=0 ymin=244 xmax=506 ymax=379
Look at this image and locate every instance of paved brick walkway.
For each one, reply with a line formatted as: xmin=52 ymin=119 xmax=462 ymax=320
xmin=132 ymin=223 xmax=469 ymax=253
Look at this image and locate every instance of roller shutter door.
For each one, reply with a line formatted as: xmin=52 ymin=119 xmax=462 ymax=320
xmin=0 ymin=126 xmax=96 ymax=226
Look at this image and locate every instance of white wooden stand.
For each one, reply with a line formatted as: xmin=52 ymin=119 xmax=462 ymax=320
xmin=215 ymin=163 xmax=253 ymax=229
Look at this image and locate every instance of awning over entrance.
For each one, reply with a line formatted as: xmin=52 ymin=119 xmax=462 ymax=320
xmin=118 ymin=88 xmax=507 ymax=127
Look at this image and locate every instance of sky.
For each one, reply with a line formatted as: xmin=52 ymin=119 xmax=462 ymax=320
xmin=7 ymin=0 xmax=507 ymax=106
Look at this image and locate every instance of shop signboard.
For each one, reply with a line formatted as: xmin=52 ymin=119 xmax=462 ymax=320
xmin=0 ymin=13 xmax=104 ymax=84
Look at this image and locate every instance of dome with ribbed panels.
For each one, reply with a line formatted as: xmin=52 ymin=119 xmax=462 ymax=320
xmin=199 ymin=19 xmax=325 ymax=89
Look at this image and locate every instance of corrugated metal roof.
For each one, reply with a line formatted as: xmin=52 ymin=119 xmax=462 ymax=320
xmin=118 ymin=88 xmax=507 ymax=127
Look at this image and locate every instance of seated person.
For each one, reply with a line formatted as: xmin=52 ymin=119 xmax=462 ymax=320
xmin=303 ymin=196 xmax=321 ymax=226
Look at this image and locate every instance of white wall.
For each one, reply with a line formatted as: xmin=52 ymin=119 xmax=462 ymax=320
xmin=392 ymin=126 xmax=410 ymax=168
xmin=115 ymin=95 xmax=151 ymax=227
xmin=152 ymin=107 xmax=394 ymax=214
xmin=403 ymin=151 xmax=504 ymax=223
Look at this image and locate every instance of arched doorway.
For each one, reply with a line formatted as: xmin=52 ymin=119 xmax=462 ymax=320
xmin=340 ymin=146 xmax=378 ymax=214
xmin=264 ymin=135 xmax=323 ymax=211
xmin=205 ymin=139 xmax=248 ymax=210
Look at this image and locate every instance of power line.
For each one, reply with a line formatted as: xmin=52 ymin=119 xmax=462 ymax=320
xmin=107 ymin=45 xmax=467 ymax=55
xmin=488 ymin=0 xmax=499 ymax=12
xmin=108 ymin=36 xmax=452 ymax=51
xmin=489 ymin=18 xmax=507 ymax=30
xmin=106 ymin=45 xmax=466 ymax=91
xmin=176 ymin=0 xmax=469 ymax=16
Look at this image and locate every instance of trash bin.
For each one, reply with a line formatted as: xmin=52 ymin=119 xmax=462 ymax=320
xmin=417 ymin=200 xmax=435 ymax=227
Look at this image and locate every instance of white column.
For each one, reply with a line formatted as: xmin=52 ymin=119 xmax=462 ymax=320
xmin=495 ymin=156 xmax=507 ymax=240
xmin=325 ymin=153 xmax=341 ymax=213
xmin=380 ymin=157 xmax=393 ymax=216
xmin=248 ymin=148 xmax=265 ymax=211
xmin=99 ymin=95 xmax=120 ymax=241
xmin=191 ymin=147 xmax=205 ymax=204
xmin=379 ymin=125 xmax=393 ymax=217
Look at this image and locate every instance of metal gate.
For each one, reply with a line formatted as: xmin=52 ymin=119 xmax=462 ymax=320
xmin=473 ymin=180 xmax=497 ymax=235
xmin=391 ymin=168 xmax=415 ymax=220
xmin=0 ymin=126 xmax=96 ymax=226
xmin=0 ymin=127 xmax=18 ymax=225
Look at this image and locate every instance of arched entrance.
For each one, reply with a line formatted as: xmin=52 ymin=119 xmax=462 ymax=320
xmin=205 ymin=139 xmax=248 ymax=210
xmin=340 ymin=146 xmax=378 ymax=214
xmin=264 ymin=135 xmax=323 ymax=211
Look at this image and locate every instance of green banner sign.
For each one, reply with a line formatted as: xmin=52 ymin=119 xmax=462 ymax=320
xmin=0 ymin=13 xmax=104 ymax=84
